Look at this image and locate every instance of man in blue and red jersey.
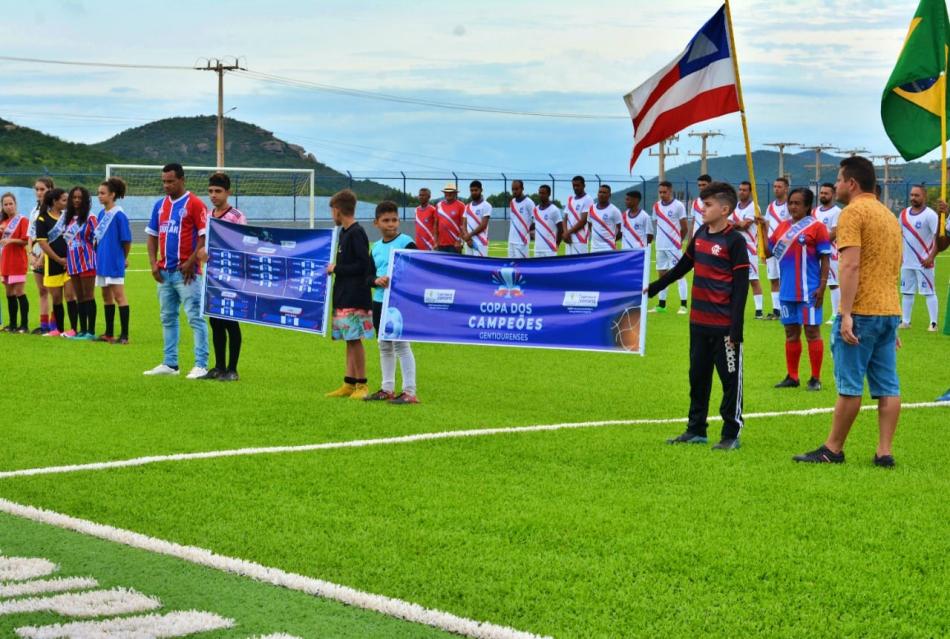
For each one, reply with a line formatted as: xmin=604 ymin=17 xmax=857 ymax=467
xmin=759 ymin=188 xmax=831 ymax=392
xmin=143 ymin=162 xmax=209 ymax=379
xmin=647 ymin=182 xmax=750 ymax=450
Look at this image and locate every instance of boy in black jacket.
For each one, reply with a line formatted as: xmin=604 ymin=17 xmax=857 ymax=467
xmin=647 ymin=182 xmax=750 ymax=450
xmin=326 ymin=189 xmax=375 ymax=399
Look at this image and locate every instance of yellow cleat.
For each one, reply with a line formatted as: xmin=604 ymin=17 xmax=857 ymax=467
xmin=349 ymin=383 xmax=370 ymax=400
xmin=326 ymin=383 xmax=355 ymax=398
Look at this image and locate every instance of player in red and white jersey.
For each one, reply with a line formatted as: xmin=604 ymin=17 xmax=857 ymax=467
xmin=414 ymin=188 xmax=437 ymax=251
xmin=687 ymin=174 xmax=712 ymax=242
xmin=730 ymin=181 xmax=764 ymax=319
xmin=532 ymin=185 xmax=563 ymax=257
xmin=462 ymin=180 xmax=491 ymax=258
xmin=507 ymin=180 xmax=533 ymax=258
xmin=764 ymin=177 xmax=790 ymax=319
xmin=813 ymin=182 xmax=841 ymax=325
xmin=563 ymin=176 xmax=593 ymax=255
xmin=587 ymin=185 xmax=622 ymax=252
xmin=899 ymin=184 xmax=939 ymax=331
xmin=620 ymin=190 xmax=653 ymax=250
xmin=434 ymin=183 xmax=465 ymax=253
xmin=650 ymin=180 xmax=689 ymax=314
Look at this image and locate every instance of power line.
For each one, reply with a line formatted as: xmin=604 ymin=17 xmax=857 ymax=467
xmin=0 ymin=55 xmax=192 ymax=70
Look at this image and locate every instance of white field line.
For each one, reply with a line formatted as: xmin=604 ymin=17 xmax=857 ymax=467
xmin=1 ymin=402 xmax=947 ymax=481
xmin=0 ymin=499 xmax=550 ymax=639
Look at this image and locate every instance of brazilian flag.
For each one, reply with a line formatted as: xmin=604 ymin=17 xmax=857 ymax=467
xmin=882 ymin=0 xmax=950 ymax=161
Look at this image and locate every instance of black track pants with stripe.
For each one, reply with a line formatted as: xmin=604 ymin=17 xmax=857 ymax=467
xmin=686 ymin=326 xmax=744 ymax=440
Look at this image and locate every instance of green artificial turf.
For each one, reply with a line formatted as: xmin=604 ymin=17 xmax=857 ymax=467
xmin=0 ymin=244 xmax=948 ymax=638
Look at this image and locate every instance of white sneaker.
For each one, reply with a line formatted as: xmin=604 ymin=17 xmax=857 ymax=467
xmin=186 ymin=366 xmax=208 ymax=380
xmin=929 ymin=322 xmax=938 ymax=332
xmin=143 ymin=364 xmax=180 ymax=376
xmin=677 ymin=306 xmax=688 ymax=315
xmin=898 ymin=322 xmax=911 ymax=330
xmin=825 ymin=319 xmax=834 ymax=326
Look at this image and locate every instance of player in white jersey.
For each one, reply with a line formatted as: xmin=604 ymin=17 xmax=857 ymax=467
xmin=462 ymin=180 xmax=492 ymax=258
xmin=587 ymin=185 xmax=622 ymax=252
xmin=532 ymin=184 xmax=563 ymax=257
xmin=650 ymin=180 xmax=689 ymax=314
xmin=507 ymin=180 xmax=533 ymax=258
xmin=730 ymin=181 xmax=765 ymax=319
xmin=563 ymin=176 xmax=594 ymax=255
xmin=620 ymin=190 xmax=653 ymax=250
xmin=764 ymin=177 xmax=790 ymax=319
xmin=813 ymin=182 xmax=842 ymax=325
xmin=898 ymin=184 xmax=939 ymax=331
xmin=687 ymin=174 xmax=712 ymax=242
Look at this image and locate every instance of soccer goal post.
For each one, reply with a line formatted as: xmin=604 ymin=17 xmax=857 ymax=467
xmin=105 ymin=164 xmax=317 ymax=228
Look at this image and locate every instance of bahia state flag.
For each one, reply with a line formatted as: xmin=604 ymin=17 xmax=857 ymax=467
xmin=624 ymin=5 xmax=740 ymax=171
xmin=882 ymin=0 xmax=950 ymax=161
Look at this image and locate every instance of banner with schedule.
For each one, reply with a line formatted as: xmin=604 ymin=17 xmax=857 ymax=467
xmin=202 ymin=219 xmax=337 ymax=334
xmin=380 ymin=250 xmax=649 ymax=354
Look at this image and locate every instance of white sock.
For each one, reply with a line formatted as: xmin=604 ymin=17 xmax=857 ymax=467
xmin=753 ymin=294 xmax=763 ymax=312
xmin=380 ymin=340 xmax=396 ymax=392
xmin=677 ymin=278 xmax=688 ymax=302
xmin=771 ymin=292 xmax=780 ymax=310
xmin=395 ymin=341 xmax=417 ymax=394
xmin=902 ymin=294 xmax=915 ymax=324
xmin=659 ymin=288 xmax=668 ymax=302
xmin=830 ymin=288 xmax=841 ymax=316
xmin=926 ymin=294 xmax=939 ymax=325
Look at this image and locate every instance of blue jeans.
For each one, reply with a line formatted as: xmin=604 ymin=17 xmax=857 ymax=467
xmin=157 ymin=270 xmax=209 ymax=369
xmin=831 ymin=314 xmax=900 ymax=398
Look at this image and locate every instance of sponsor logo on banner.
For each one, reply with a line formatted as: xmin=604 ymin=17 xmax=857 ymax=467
xmin=562 ymin=291 xmax=600 ymax=308
xmin=424 ymin=289 xmax=456 ymax=306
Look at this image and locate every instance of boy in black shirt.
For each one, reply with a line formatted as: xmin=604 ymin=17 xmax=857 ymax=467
xmin=647 ymin=182 xmax=750 ymax=450
xmin=326 ymin=189 xmax=374 ymax=400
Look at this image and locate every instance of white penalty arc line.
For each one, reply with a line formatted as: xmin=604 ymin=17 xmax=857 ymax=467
xmin=0 ymin=498 xmax=548 ymax=639
xmin=1 ymin=402 xmax=947 ymax=481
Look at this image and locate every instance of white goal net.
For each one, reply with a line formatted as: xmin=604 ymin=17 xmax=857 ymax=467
xmin=105 ymin=164 xmax=316 ymax=227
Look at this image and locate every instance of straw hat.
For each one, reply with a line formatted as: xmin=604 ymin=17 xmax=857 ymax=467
xmin=441 ymin=182 xmax=459 ymax=193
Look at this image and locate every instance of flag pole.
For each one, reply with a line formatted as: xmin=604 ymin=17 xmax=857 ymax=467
xmin=723 ymin=0 xmax=766 ymax=257
xmin=941 ymin=45 xmax=948 ymax=238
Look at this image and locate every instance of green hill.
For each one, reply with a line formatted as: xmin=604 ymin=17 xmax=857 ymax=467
xmin=0 ymin=118 xmax=120 ymax=187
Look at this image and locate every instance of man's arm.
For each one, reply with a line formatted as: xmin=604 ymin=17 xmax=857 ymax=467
xmin=814 ymin=254 xmax=829 ymax=309
xmin=565 ymin=211 xmax=588 ymax=236
xmin=837 ymin=246 xmax=860 ymax=344
xmin=146 ymin=234 xmax=163 ymax=283
xmin=679 ymin=217 xmax=688 ymax=243
xmin=554 ymin=221 xmax=564 ymax=246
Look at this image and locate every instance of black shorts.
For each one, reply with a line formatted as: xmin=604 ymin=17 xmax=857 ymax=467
xmin=435 ymin=246 xmax=461 ymax=254
xmin=372 ymin=301 xmax=383 ymax=334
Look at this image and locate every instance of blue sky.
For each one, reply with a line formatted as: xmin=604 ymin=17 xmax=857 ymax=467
xmin=0 ymin=0 xmax=926 ymax=178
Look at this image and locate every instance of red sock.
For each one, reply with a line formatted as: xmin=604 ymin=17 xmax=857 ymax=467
xmin=40 ymin=313 xmax=49 ymax=328
xmin=785 ymin=340 xmax=802 ymax=381
xmin=808 ymin=339 xmax=824 ymax=380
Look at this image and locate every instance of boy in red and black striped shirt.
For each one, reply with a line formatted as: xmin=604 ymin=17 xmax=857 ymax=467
xmin=648 ymin=182 xmax=750 ymax=449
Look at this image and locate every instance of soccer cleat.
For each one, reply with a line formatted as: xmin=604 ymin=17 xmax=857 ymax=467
xmin=898 ymin=322 xmax=911 ymax=329
xmin=649 ymin=306 xmax=667 ymax=314
xmin=66 ymin=331 xmax=86 ymax=340
xmin=712 ymin=438 xmax=740 ymax=450
xmin=16 ymin=327 xmax=28 ymax=334
xmin=754 ymin=311 xmax=764 ymax=320
xmin=186 ymin=366 xmax=208 ymax=380
xmin=115 ymin=337 xmax=129 ymax=345
xmin=349 ymin=383 xmax=370 ymax=400
xmin=364 ymin=389 xmax=395 ymax=402
xmin=1 ymin=326 xmax=14 ymax=333
xmin=217 ymin=370 xmax=240 ymax=382
xmin=873 ymin=454 xmax=895 ymax=468
xmin=677 ymin=306 xmax=688 ymax=315
xmin=389 ymin=392 xmax=420 ymax=405
xmin=806 ymin=377 xmax=822 ymax=392
xmin=31 ymin=327 xmax=45 ymax=335
xmin=666 ymin=431 xmax=708 ymax=445
xmin=97 ymin=334 xmax=115 ymax=343
xmin=825 ymin=318 xmax=834 ymax=326
xmin=199 ymin=368 xmax=225 ymax=380
xmin=770 ymin=310 xmax=781 ymax=321
xmin=928 ymin=322 xmax=938 ymax=332
xmin=62 ymin=329 xmax=77 ymax=338
xmin=44 ymin=329 xmax=61 ymax=337
xmin=143 ymin=364 xmax=179 ymax=376
xmin=80 ymin=333 xmax=97 ymax=341
xmin=325 ymin=383 xmax=355 ymax=398
xmin=774 ymin=375 xmax=800 ymax=388
xmin=793 ymin=445 xmax=844 ymax=464
xmin=937 ymin=388 xmax=950 ymax=402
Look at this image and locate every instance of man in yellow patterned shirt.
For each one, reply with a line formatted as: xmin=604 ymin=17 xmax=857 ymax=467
xmin=794 ymin=156 xmax=902 ymax=467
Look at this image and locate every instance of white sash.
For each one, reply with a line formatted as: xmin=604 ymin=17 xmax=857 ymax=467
xmin=2 ymin=214 xmax=24 ymax=239
xmin=46 ymin=213 xmax=67 ymax=243
xmin=772 ymin=217 xmax=818 ymax=261
xmin=94 ymin=208 xmax=119 ymax=243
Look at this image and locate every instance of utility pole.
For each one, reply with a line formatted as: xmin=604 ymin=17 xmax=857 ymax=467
xmin=688 ymin=130 xmax=723 ymax=175
xmin=837 ymin=147 xmax=869 ymax=157
xmin=650 ymin=135 xmax=679 ymax=182
xmin=196 ymin=57 xmax=246 ymax=167
xmin=764 ymin=142 xmax=798 ymax=180
xmin=871 ymin=154 xmax=901 ymax=205
xmin=803 ymin=144 xmax=837 ymax=184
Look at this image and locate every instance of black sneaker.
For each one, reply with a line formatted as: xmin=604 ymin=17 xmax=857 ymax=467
xmin=769 ymin=310 xmax=781 ymax=320
xmin=774 ymin=375 xmax=800 ymax=388
xmin=712 ymin=438 xmax=740 ymax=450
xmin=666 ymin=431 xmax=708 ymax=445
xmin=31 ymin=327 xmax=45 ymax=335
xmin=364 ymin=389 xmax=395 ymax=401
xmin=217 ymin=370 xmax=240 ymax=382
xmin=0 ymin=325 xmax=14 ymax=333
xmin=198 ymin=367 xmax=225 ymax=380
xmin=754 ymin=311 xmax=764 ymax=320
xmin=793 ymin=445 xmax=844 ymax=464
xmin=806 ymin=377 xmax=822 ymax=392
xmin=873 ymin=454 xmax=895 ymax=468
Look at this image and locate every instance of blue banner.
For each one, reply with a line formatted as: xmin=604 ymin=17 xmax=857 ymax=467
xmin=380 ymin=250 xmax=648 ymax=354
xmin=202 ymin=219 xmax=337 ymax=334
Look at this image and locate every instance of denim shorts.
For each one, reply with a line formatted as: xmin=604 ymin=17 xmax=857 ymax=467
xmin=830 ymin=314 xmax=900 ymax=398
